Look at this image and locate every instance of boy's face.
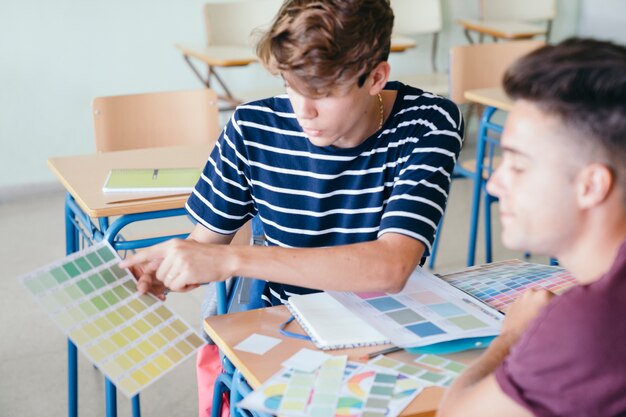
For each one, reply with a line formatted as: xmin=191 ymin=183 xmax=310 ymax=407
xmin=486 ymin=100 xmax=584 ymax=257
xmin=284 ymin=75 xmax=380 ymax=149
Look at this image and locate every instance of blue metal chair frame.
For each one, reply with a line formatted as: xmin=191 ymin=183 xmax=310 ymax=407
xmin=64 ymin=193 xmax=190 ymax=417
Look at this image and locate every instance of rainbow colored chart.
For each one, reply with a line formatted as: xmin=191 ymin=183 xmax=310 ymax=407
xmin=238 ymin=358 xmax=424 ymax=417
xmin=440 ymin=259 xmax=578 ymax=312
xmin=330 ymin=268 xmax=503 ymax=348
xmin=18 ymin=242 xmax=204 ymax=397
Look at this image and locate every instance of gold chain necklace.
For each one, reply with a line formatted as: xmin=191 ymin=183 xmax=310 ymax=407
xmin=377 ymin=92 xmax=384 ymax=130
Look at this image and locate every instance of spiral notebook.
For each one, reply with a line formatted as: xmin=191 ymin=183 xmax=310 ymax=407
xmin=286 ymin=292 xmax=390 ymax=350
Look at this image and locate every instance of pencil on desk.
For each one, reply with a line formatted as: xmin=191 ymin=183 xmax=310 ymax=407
xmin=363 ymin=345 xmax=403 ymax=360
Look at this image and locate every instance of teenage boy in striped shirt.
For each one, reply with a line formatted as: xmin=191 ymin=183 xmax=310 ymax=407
xmin=121 ymin=0 xmax=462 ymax=414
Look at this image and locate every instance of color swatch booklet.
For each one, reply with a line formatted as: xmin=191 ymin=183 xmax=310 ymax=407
xmin=330 ymin=267 xmax=504 ymax=349
xmin=18 ymin=242 xmax=205 ymax=397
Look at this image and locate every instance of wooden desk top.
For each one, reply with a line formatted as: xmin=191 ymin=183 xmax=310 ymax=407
xmin=204 ymin=305 xmax=482 ymax=417
xmin=457 ymin=19 xmax=547 ymax=40
xmin=47 ymin=144 xmax=213 ymax=218
xmin=464 ymin=88 xmax=514 ymax=112
xmin=177 ymin=36 xmax=416 ymax=67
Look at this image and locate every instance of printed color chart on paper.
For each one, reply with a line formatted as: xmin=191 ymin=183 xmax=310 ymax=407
xmin=440 ymin=259 xmax=578 ymax=312
xmin=330 ymin=268 xmax=503 ymax=348
xmin=19 ymin=242 xmax=204 ymax=397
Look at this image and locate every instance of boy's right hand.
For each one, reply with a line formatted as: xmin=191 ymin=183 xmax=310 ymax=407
xmin=126 ymin=258 xmax=168 ymax=300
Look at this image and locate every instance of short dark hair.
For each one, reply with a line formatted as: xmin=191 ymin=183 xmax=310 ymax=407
xmin=503 ymin=38 xmax=626 ymax=202
xmin=257 ymin=0 xmax=394 ymax=97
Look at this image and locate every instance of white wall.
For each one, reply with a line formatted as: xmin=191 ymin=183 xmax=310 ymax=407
xmin=0 ymin=0 xmax=581 ymax=191
xmin=579 ymin=0 xmax=626 ymax=44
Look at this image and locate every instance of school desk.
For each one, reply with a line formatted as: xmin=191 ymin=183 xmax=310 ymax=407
xmin=175 ymin=35 xmax=417 ymax=107
xmin=457 ymin=19 xmax=547 ymax=44
xmin=203 ymin=305 xmax=483 ymax=417
xmin=48 ymin=143 xmax=213 ymax=417
xmin=463 ymin=88 xmax=513 ymax=266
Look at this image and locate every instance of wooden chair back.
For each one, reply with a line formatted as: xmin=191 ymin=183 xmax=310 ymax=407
xmin=92 ymin=89 xmax=220 ymax=152
xmin=449 ymin=40 xmax=545 ymax=105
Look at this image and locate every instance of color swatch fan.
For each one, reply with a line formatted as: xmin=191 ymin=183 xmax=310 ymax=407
xmin=18 ymin=242 xmax=204 ymax=397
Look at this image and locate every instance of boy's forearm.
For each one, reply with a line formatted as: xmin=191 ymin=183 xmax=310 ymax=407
xmin=226 ymin=235 xmax=424 ymax=293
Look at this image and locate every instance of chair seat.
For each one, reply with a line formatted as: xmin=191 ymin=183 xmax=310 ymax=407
xmin=397 ymin=72 xmax=449 ymax=96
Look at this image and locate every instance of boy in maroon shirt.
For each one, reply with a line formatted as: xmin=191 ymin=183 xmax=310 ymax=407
xmin=438 ymin=38 xmax=626 ymax=417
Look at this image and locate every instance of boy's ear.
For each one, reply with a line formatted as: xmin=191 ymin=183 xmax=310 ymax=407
xmin=576 ymin=163 xmax=614 ymax=209
xmin=368 ymin=61 xmax=390 ymax=94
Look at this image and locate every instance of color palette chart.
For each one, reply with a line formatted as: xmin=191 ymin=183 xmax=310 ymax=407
xmin=238 ymin=355 xmax=423 ymax=417
xmin=330 ymin=268 xmax=503 ymax=348
xmin=368 ymin=355 xmax=455 ymax=387
xmin=440 ymin=259 xmax=578 ymax=312
xmin=18 ymin=242 xmax=204 ymax=397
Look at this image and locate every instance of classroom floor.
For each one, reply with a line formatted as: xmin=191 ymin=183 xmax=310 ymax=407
xmin=0 ymin=123 xmax=543 ymax=416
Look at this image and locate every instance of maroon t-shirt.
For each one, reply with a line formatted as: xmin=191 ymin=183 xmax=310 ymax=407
xmin=495 ymin=240 xmax=626 ymax=417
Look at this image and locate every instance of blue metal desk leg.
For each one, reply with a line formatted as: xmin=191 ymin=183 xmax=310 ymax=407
xmin=132 ymin=395 xmax=141 ymax=417
xmin=65 ymin=194 xmax=79 ymax=417
xmin=105 ymin=378 xmax=117 ymax=417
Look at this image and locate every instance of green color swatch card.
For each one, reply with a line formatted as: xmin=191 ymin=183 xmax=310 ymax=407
xmin=18 ymin=242 xmax=205 ymax=397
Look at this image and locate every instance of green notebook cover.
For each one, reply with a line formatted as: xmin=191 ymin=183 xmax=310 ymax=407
xmin=102 ymin=168 xmax=201 ymax=193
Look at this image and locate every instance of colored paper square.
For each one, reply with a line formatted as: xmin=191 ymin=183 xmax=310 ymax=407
xmin=101 ymin=290 xmax=119 ymax=306
xmin=68 ymin=306 xmax=86 ymax=321
xmin=116 ymin=354 xmax=134 ymax=370
xmin=128 ymin=299 xmax=146 ymax=314
xmin=41 ymin=295 xmax=59 ymax=312
xmin=420 ymin=371 xmax=446 ymax=383
xmin=94 ymin=317 xmax=113 ymax=332
xmin=111 ymin=332 xmax=129 ymax=348
xmin=86 ymin=252 xmax=103 ymax=267
xmin=82 ymin=323 xmax=100 ymax=339
xmin=99 ymin=339 xmax=117 ymax=355
xmin=110 ymin=264 xmax=127 ymax=279
xmin=76 ymin=279 xmax=95 ymax=295
xmin=397 ymin=364 xmax=420 ymax=375
xmin=186 ymin=333 xmax=204 ymax=348
xmin=100 ymin=270 xmax=116 ymax=285
xmin=141 ymin=295 xmax=157 ymax=306
xmin=74 ymin=257 xmax=92 ymax=273
xmin=144 ymin=312 xmax=161 ymax=327
xmin=365 ymin=397 xmax=389 ymax=409
xmin=91 ymin=296 xmax=108 ymax=311
xmin=106 ymin=311 xmax=124 ymax=326
xmin=370 ymin=385 xmax=394 ymax=396
xmin=53 ymin=290 xmax=72 ymax=305
xmin=176 ymin=340 xmax=193 ymax=356
xmin=142 ymin=362 xmax=161 ymax=378
xmin=62 ymin=262 xmax=81 ymax=278
xmin=170 ymin=319 xmax=187 ymax=334
xmin=133 ymin=319 xmax=151 ymax=335
xmin=161 ymin=326 xmax=177 ymax=341
xmin=153 ymin=354 xmax=173 ymax=371
xmin=86 ymin=345 xmax=107 ymax=362
xmin=122 ymin=280 xmax=137 ymax=292
xmin=371 ymin=356 xmax=397 ymax=369
xmin=448 ymin=315 xmax=488 ymax=330
xmin=386 ymin=308 xmax=425 ymax=325
xmin=444 ymin=362 xmax=466 ymax=373
xmin=118 ymin=377 xmax=139 ymax=395
xmin=126 ymin=347 xmax=144 ymax=363
xmin=97 ymin=246 xmax=116 ymax=263
xmin=65 ymin=285 xmax=82 ymax=301
xmin=116 ymin=305 xmax=134 ymax=320
xmin=69 ymin=329 xmax=90 ymax=345
xmin=51 ymin=267 xmax=70 ymax=284
xmin=137 ymin=340 xmax=156 ymax=356
xmin=130 ymin=369 xmax=150 ymax=386
xmin=165 ymin=347 xmax=183 ymax=362
xmin=155 ymin=306 xmax=173 ymax=321
xmin=56 ymin=311 xmax=77 ymax=329
xmin=367 ymin=297 xmax=405 ymax=312
xmin=24 ymin=276 xmax=45 ymax=295
xmin=87 ymin=274 xmax=106 ymax=290
xmin=101 ymin=361 xmax=124 ymax=379
xmin=113 ymin=286 xmax=130 ymax=300
xmin=409 ymin=291 xmax=445 ymax=304
xmin=428 ymin=302 xmax=466 ymax=317
xmin=373 ymin=373 xmax=396 ymax=384
xmin=406 ymin=321 xmax=446 ymax=337
xmin=362 ymin=412 xmax=386 ymax=417
xmin=121 ymin=326 xmax=140 ymax=342
xmin=418 ymin=354 xmax=447 ymax=366
xmin=148 ymin=333 xmax=167 ymax=348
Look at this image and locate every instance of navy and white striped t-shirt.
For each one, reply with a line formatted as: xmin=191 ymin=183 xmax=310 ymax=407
xmin=186 ymin=82 xmax=463 ymax=306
